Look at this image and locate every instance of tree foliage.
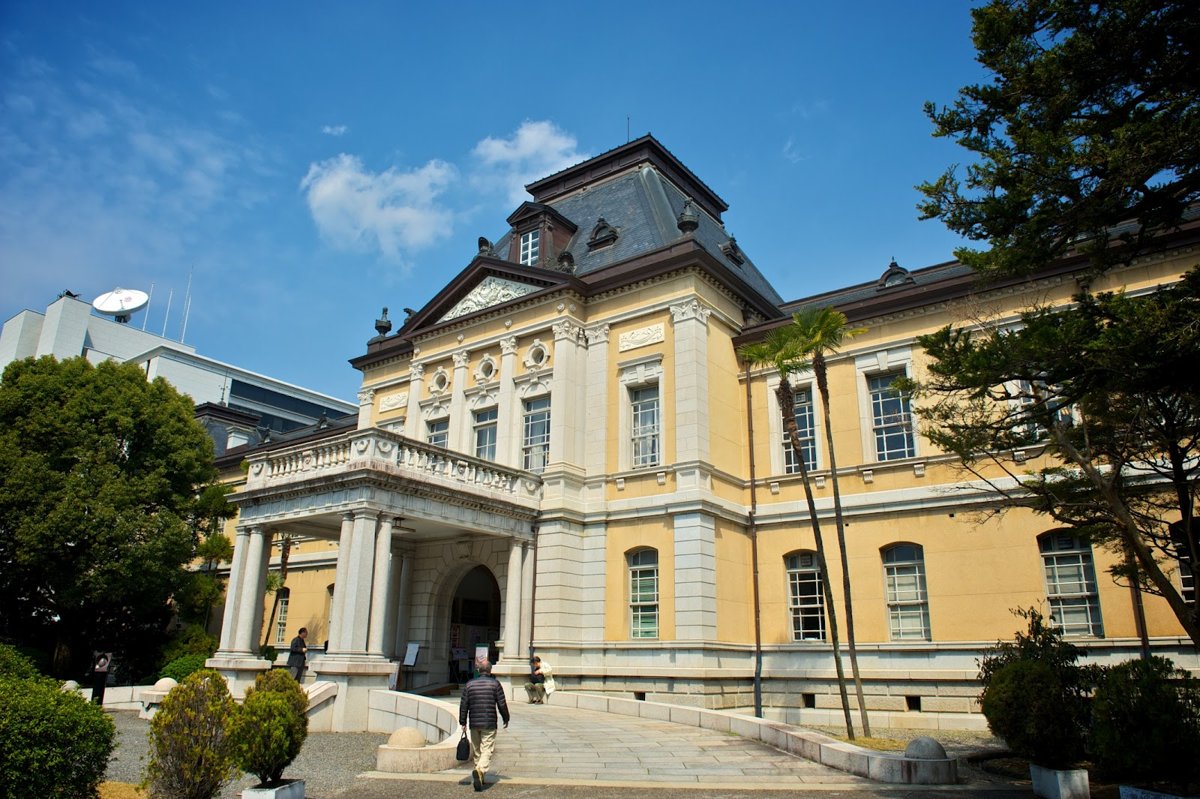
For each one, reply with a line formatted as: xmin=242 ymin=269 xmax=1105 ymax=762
xmin=919 ymin=0 xmax=1200 ymax=279
xmin=0 ymin=356 xmax=224 ymax=677
xmin=145 ymin=669 xmax=239 ymax=799
xmin=912 ymin=272 xmax=1200 ymax=646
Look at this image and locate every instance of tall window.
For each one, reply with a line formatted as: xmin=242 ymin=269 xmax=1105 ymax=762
xmin=274 ymin=587 xmax=290 ymax=645
xmin=630 ymin=385 xmax=661 ymax=468
xmin=869 ymin=371 xmax=915 ymax=460
xmin=1039 ymin=532 xmax=1103 ymax=637
xmin=783 ymin=386 xmax=817 ymax=474
xmin=522 ymin=396 xmax=551 ymax=473
xmin=519 ymin=229 xmax=540 ymax=266
xmin=883 ymin=544 xmax=930 ymax=640
xmin=629 ymin=548 xmax=659 ymax=638
xmin=1182 ymin=560 xmax=1196 ymax=604
xmin=474 ymin=407 xmax=497 ymax=461
xmin=785 ymin=551 xmax=825 ymax=641
xmin=426 ymin=418 xmax=449 ymax=448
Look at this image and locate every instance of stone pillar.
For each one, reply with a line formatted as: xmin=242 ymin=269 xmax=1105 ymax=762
xmin=328 ymin=513 xmax=355 ymax=653
xmin=404 ymin=363 xmax=425 ymax=439
xmin=217 ymin=526 xmax=251 ymax=653
xmin=519 ymin=542 xmax=535 ymax=656
xmin=673 ymin=512 xmax=717 ymax=640
xmin=367 ymin=516 xmax=396 ymax=656
xmin=450 ymin=351 xmax=469 ymax=452
xmin=503 ymin=540 xmax=523 ymax=660
xmin=233 ymin=526 xmax=269 ymax=654
xmin=356 ymin=388 xmax=375 ymax=430
xmin=583 ymin=325 xmax=610 ymax=486
xmin=670 ymin=300 xmax=713 ymax=478
xmin=390 ymin=550 xmax=414 ymax=657
xmin=339 ymin=510 xmax=380 ymax=655
xmin=549 ymin=321 xmax=583 ymax=466
xmin=497 ymin=337 xmax=518 ymax=466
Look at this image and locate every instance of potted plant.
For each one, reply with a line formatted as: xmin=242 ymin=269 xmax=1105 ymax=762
xmin=228 ymin=669 xmax=309 ymax=798
xmin=979 ymin=609 xmax=1095 ymax=799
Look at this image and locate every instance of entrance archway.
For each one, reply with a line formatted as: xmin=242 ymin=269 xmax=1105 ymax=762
xmin=448 ymin=565 xmax=501 ymax=683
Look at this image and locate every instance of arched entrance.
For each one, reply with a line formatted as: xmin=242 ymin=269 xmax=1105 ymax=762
xmin=448 ymin=565 xmax=501 ymax=683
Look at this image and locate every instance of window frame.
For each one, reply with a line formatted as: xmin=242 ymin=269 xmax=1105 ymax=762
xmin=785 ymin=551 xmax=826 ymax=641
xmin=473 ymin=406 xmax=498 ymax=461
xmin=630 ymin=384 xmax=661 ymax=468
xmin=882 ymin=543 xmax=931 ymax=641
xmin=1039 ymin=532 xmax=1104 ymax=637
xmin=426 ymin=417 xmax=449 ymax=449
xmin=782 ymin=385 xmax=818 ymax=474
xmin=868 ymin=370 xmax=916 ymax=461
xmin=522 ymin=395 xmax=551 ymax=473
xmin=628 ymin=548 xmax=659 ymax=639
xmin=519 ymin=229 xmax=540 ymax=266
xmin=274 ymin=587 xmax=291 ymax=645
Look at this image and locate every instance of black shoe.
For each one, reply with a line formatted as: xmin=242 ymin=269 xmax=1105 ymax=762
xmin=472 ymin=769 xmax=483 ymax=791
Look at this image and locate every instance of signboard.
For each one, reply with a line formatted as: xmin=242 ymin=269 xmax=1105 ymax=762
xmin=402 ymin=642 xmax=420 ymax=667
xmin=474 ymin=644 xmax=490 ymax=665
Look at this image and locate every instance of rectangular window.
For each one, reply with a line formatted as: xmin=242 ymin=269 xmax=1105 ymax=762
xmin=1040 ymin=533 xmax=1104 ymax=637
xmin=1182 ymin=560 xmax=1195 ymax=604
xmin=869 ymin=371 xmax=915 ymax=461
xmin=630 ymin=385 xmax=661 ymax=468
xmin=274 ymin=593 xmax=289 ymax=645
xmin=783 ymin=386 xmax=817 ymax=474
xmin=786 ymin=552 xmax=825 ymax=641
xmin=474 ymin=407 xmax=497 ymax=461
xmin=883 ymin=544 xmax=931 ymax=640
xmin=522 ymin=396 xmax=551 ymax=473
xmin=629 ymin=549 xmax=659 ymax=638
xmin=426 ymin=418 xmax=449 ymax=449
xmin=519 ymin=229 xmax=540 ymax=266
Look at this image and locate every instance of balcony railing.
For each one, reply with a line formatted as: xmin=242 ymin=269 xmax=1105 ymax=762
xmin=243 ymin=427 xmax=542 ymax=505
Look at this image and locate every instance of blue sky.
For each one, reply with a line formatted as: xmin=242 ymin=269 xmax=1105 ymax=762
xmin=0 ymin=1 xmax=987 ymax=401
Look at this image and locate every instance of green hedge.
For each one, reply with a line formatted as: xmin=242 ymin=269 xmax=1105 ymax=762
xmin=0 ymin=674 xmax=115 ymax=799
xmin=228 ymin=668 xmax=309 ymax=786
xmin=160 ymin=652 xmax=212 ymax=683
xmin=144 ymin=669 xmax=238 ymax=799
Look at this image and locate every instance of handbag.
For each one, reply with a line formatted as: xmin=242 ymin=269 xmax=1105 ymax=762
xmin=456 ymin=730 xmax=471 ymax=762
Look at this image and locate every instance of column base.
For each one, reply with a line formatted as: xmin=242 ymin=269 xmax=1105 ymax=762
xmin=206 ymin=654 xmax=273 ymax=698
xmin=311 ymin=656 xmax=395 ymax=732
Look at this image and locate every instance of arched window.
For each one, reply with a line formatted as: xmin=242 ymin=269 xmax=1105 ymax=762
xmin=785 ymin=551 xmax=825 ymax=641
xmin=1038 ymin=532 xmax=1103 ymax=637
xmin=882 ymin=544 xmax=930 ymax=640
xmin=628 ymin=548 xmax=659 ymax=639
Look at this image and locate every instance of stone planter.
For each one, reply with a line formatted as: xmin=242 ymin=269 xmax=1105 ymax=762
xmin=1030 ymin=763 xmax=1089 ymax=799
xmin=242 ymin=779 xmax=304 ymax=799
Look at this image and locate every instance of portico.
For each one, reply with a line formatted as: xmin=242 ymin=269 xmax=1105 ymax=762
xmin=209 ymin=427 xmax=541 ymax=729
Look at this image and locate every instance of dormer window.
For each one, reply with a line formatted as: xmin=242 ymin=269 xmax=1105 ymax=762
xmin=520 ymin=229 xmax=540 ymax=266
xmin=587 ymin=217 xmax=619 ymax=250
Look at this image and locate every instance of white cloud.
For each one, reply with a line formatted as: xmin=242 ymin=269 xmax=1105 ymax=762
xmin=782 ymin=136 xmax=808 ymax=164
xmin=470 ymin=120 xmax=587 ymax=205
xmin=300 ymin=154 xmax=457 ymax=259
xmin=322 ymin=124 xmax=348 ymax=137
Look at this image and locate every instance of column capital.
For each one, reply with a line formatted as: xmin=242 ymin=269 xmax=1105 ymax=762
xmin=452 ymin=350 xmax=470 ymax=369
xmin=670 ymin=299 xmax=712 ymax=325
xmin=552 ymin=320 xmax=583 ymax=342
xmin=584 ymin=324 xmax=611 ymax=345
xmin=357 ymin=388 xmax=376 ymax=406
xmin=500 ymin=336 xmax=518 ymax=356
xmin=410 ymin=362 xmax=426 ymax=379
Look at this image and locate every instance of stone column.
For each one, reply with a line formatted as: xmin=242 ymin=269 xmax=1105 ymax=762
xmin=519 ymin=542 xmax=535 ymax=657
xmin=328 ymin=513 xmax=355 ymax=653
xmin=673 ymin=512 xmax=718 ymax=640
xmin=404 ymin=363 xmax=425 ymax=439
xmin=450 ymin=351 xmax=469 ymax=452
xmin=217 ymin=526 xmax=251 ymax=653
xmin=503 ymin=540 xmax=523 ymax=660
xmin=496 ymin=337 xmax=518 ymax=466
xmin=390 ymin=550 xmax=414 ymax=657
xmin=367 ymin=516 xmax=396 ymax=656
xmin=549 ymin=321 xmax=583 ymax=467
xmin=583 ymin=325 xmax=610 ymax=487
xmin=339 ymin=510 xmax=380 ymax=655
xmin=356 ymin=388 xmax=375 ymax=430
xmin=233 ymin=526 xmax=269 ymax=654
xmin=670 ymin=300 xmax=713 ymax=480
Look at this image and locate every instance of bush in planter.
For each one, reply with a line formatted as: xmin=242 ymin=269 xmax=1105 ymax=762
xmin=0 ymin=672 xmax=115 ymax=799
xmin=1090 ymin=656 xmax=1200 ymax=788
xmin=978 ymin=607 xmax=1095 ymax=769
xmin=161 ymin=652 xmax=212 ymax=682
xmin=228 ymin=668 xmax=309 ymax=786
xmin=144 ymin=669 xmax=239 ymax=799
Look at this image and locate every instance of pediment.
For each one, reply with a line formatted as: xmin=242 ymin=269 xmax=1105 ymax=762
xmin=438 ymin=275 xmax=545 ymax=322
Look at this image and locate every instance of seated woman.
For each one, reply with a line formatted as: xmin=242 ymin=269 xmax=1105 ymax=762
xmin=523 ymin=655 xmax=556 ymax=704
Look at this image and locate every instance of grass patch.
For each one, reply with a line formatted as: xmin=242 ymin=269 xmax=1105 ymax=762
xmin=99 ymin=782 xmax=145 ymax=799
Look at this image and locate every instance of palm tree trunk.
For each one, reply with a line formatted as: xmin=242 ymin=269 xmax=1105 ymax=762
xmin=815 ymin=357 xmax=871 ymax=736
xmin=778 ymin=380 xmax=855 ymax=740
xmin=261 ymin=536 xmax=292 ymax=651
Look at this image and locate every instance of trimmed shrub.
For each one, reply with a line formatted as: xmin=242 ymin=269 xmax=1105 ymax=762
xmin=160 ymin=652 xmax=211 ymax=682
xmin=0 ymin=674 xmax=115 ymax=799
xmin=978 ymin=608 xmax=1094 ymax=769
xmin=144 ymin=669 xmax=238 ymax=799
xmin=0 ymin=643 xmax=39 ymax=680
xmin=228 ymin=668 xmax=309 ymax=786
xmin=1090 ymin=656 xmax=1200 ymax=787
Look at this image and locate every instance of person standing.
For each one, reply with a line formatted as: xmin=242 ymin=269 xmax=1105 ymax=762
xmin=523 ymin=655 xmax=556 ymax=704
xmin=90 ymin=651 xmax=111 ymax=706
xmin=458 ymin=659 xmax=510 ymax=791
xmin=287 ymin=627 xmax=308 ymax=681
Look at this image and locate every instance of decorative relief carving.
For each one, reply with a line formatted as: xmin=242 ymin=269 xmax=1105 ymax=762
xmin=251 ymin=463 xmax=263 ymax=475
xmin=585 ymin=324 xmax=611 ymax=345
xmin=376 ymin=440 xmax=395 ymax=455
xmin=440 ymin=276 xmax=540 ymax=321
xmin=552 ymin=320 xmax=582 ymax=341
xmin=524 ymin=339 xmax=550 ymax=370
xmin=500 ymin=337 xmax=518 ymax=356
xmin=357 ymin=389 xmax=376 ymax=406
xmin=429 ymin=366 xmax=450 ymax=395
xmin=618 ymin=323 xmax=664 ymax=352
xmin=410 ymin=363 xmax=425 ymax=379
xmin=474 ymin=355 xmax=497 ymax=383
xmin=670 ymin=300 xmax=713 ymax=325
xmin=452 ymin=351 xmax=470 ymax=369
xmin=379 ymin=392 xmax=408 ymax=412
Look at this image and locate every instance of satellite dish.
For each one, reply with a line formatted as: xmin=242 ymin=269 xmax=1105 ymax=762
xmin=92 ymin=288 xmax=149 ymax=323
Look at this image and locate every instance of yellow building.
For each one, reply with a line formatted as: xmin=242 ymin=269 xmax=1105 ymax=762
xmin=210 ymin=135 xmax=1197 ymax=731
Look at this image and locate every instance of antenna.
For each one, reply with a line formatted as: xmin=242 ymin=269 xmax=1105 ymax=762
xmin=141 ymin=283 xmax=155 ymax=331
xmin=161 ymin=290 xmax=174 ymax=337
xmin=180 ymin=267 xmax=194 ymax=343
xmin=627 ymin=115 xmax=630 ymax=143
xmin=91 ymin=288 xmax=149 ymax=324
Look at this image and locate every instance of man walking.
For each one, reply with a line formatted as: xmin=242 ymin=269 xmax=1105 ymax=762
xmin=458 ymin=659 xmax=510 ymax=791
xmin=287 ymin=627 xmax=308 ymax=681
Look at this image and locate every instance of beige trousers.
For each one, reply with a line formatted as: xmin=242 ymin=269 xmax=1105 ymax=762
xmin=469 ymin=727 xmax=498 ymax=773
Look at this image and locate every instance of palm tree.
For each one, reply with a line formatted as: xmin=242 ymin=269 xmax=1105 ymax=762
xmin=790 ymin=306 xmax=871 ymax=737
xmin=739 ymin=326 xmax=856 ymax=740
xmin=262 ymin=533 xmax=295 ymax=652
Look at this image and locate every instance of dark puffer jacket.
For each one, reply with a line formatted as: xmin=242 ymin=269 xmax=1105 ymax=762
xmin=459 ymin=674 xmax=510 ymax=730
